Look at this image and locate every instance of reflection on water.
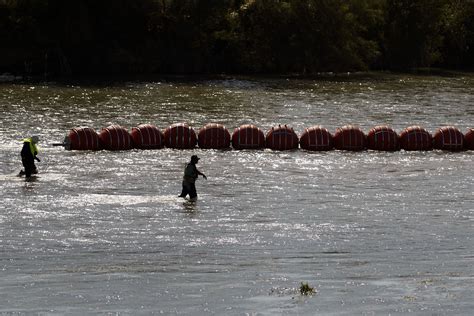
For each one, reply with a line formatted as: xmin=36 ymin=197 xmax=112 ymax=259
xmin=0 ymin=74 xmax=473 ymax=314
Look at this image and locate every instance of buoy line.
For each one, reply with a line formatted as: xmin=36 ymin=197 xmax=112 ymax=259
xmin=55 ymin=124 xmax=473 ymax=152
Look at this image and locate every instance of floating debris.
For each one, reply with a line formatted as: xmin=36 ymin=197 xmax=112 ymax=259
xmin=299 ymin=282 xmax=315 ymax=296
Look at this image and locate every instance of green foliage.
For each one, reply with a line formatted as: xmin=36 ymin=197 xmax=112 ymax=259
xmin=1 ymin=0 xmax=473 ymax=76
xmin=438 ymin=0 xmax=474 ymax=69
xmin=384 ymin=0 xmax=446 ymax=69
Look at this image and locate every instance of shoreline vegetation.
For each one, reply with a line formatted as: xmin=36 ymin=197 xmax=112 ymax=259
xmin=1 ymin=69 xmax=473 ymax=85
xmin=1 ymin=0 xmax=473 ymax=79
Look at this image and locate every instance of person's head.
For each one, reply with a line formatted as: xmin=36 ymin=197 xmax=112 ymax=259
xmin=191 ymin=155 xmax=200 ymax=164
xmin=31 ymin=136 xmax=39 ymax=144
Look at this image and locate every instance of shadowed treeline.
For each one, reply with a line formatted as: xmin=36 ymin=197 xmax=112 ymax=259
xmin=1 ymin=0 xmax=473 ymax=77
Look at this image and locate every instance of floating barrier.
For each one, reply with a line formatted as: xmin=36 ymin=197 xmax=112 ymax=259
xmin=130 ymin=124 xmax=164 ymax=149
xmin=198 ymin=123 xmax=231 ymax=149
xmin=399 ymin=126 xmax=432 ymax=151
xmin=265 ymin=125 xmax=298 ymax=150
xmin=367 ymin=125 xmax=399 ymax=151
xmin=231 ymin=124 xmax=265 ymax=149
xmin=164 ymin=123 xmax=197 ymax=149
xmin=65 ymin=127 xmax=101 ymax=150
xmin=60 ymin=124 xmax=473 ymax=152
xmin=98 ymin=125 xmax=132 ymax=150
xmin=334 ymin=125 xmax=366 ymax=151
xmin=465 ymin=128 xmax=474 ymax=150
xmin=433 ymin=126 xmax=464 ymax=151
xmin=300 ymin=126 xmax=334 ymax=151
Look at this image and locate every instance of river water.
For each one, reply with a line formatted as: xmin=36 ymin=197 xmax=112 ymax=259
xmin=0 ymin=74 xmax=473 ymax=314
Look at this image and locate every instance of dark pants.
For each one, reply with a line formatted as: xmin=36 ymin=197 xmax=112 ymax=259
xmin=179 ymin=181 xmax=197 ymax=199
xmin=22 ymin=158 xmax=37 ymax=177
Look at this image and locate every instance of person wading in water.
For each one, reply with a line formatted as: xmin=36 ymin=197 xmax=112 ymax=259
xmin=20 ymin=136 xmax=41 ymax=178
xmin=179 ymin=155 xmax=207 ymax=200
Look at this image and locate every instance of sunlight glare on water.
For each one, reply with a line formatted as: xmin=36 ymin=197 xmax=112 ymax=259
xmin=0 ymin=74 xmax=473 ymax=314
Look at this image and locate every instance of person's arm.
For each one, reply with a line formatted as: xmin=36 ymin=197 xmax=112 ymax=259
xmin=196 ymin=168 xmax=207 ymax=179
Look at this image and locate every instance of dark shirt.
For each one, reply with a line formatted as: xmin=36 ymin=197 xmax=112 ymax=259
xmin=21 ymin=142 xmax=34 ymax=161
xmin=183 ymin=163 xmax=198 ymax=183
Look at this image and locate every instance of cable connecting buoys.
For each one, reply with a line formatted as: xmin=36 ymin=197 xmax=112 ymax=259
xmin=465 ymin=128 xmax=474 ymax=150
xmin=334 ymin=125 xmax=366 ymax=151
xmin=231 ymin=124 xmax=265 ymax=149
xmin=433 ymin=126 xmax=464 ymax=151
xmin=399 ymin=126 xmax=433 ymax=151
xmin=265 ymin=124 xmax=299 ymax=150
xmin=198 ymin=123 xmax=231 ymax=149
xmin=98 ymin=125 xmax=133 ymax=150
xmin=164 ymin=123 xmax=197 ymax=149
xmin=367 ymin=125 xmax=399 ymax=151
xmin=130 ymin=124 xmax=164 ymax=149
xmin=300 ymin=126 xmax=334 ymax=151
xmin=65 ymin=127 xmax=101 ymax=150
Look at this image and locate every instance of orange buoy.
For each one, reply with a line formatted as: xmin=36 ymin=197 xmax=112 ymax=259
xmin=66 ymin=127 xmax=101 ymax=150
xmin=433 ymin=126 xmax=464 ymax=151
xmin=399 ymin=126 xmax=432 ymax=151
xmin=231 ymin=124 xmax=265 ymax=149
xmin=131 ymin=124 xmax=164 ymax=149
xmin=98 ymin=125 xmax=132 ymax=150
xmin=265 ymin=125 xmax=299 ymax=150
xmin=367 ymin=125 xmax=399 ymax=151
xmin=163 ymin=123 xmax=197 ymax=149
xmin=300 ymin=126 xmax=334 ymax=151
xmin=334 ymin=125 xmax=366 ymax=151
xmin=465 ymin=128 xmax=474 ymax=150
xmin=198 ymin=123 xmax=231 ymax=149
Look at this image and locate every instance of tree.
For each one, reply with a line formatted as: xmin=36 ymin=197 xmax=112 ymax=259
xmin=384 ymin=0 xmax=445 ymax=69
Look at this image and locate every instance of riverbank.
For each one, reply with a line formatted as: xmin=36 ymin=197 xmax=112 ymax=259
xmin=2 ymin=68 xmax=473 ymax=86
